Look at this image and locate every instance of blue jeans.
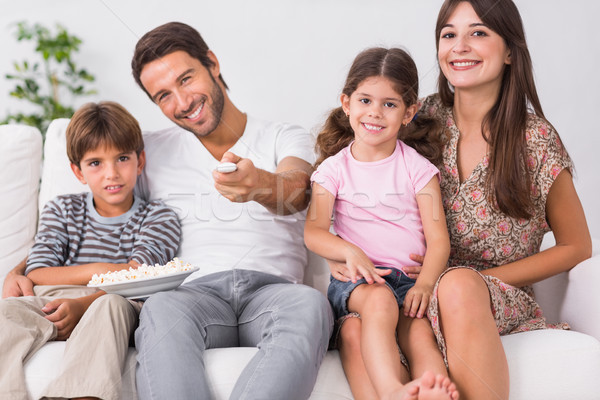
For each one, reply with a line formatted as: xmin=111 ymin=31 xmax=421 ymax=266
xmin=135 ymin=269 xmax=333 ymax=400
xmin=328 ymin=267 xmax=416 ymax=320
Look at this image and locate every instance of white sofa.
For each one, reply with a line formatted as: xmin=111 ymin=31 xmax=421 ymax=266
xmin=1 ymin=120 xmax=600 ymax=400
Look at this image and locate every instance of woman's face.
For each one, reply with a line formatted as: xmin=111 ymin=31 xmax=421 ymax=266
xmin=437 ymin=1 xmax=511 ymax=95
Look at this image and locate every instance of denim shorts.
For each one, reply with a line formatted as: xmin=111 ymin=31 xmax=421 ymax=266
xmin=327 ymin=267 xmax=416 ymax=320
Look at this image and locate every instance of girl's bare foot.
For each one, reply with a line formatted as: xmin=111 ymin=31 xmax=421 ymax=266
xmin=380 ymin=380 xmax=419 ymax=400
xmin=418 ymin=371 xmax=460 ymax=400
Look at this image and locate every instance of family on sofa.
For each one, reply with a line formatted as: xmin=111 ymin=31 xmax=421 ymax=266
xmin=1 ymin=1 xmax=593 ymax=400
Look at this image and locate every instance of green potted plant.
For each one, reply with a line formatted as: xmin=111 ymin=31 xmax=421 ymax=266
xmin=2 ymin=21 xmax=97 ymax=139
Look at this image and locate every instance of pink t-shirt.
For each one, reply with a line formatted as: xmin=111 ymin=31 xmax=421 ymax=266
xmin=311 ymin=140 xmax=440 ymax=271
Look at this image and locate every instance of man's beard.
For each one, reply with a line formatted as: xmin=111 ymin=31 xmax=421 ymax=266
xmin=177 ymin=76 xmax=225 ymax=138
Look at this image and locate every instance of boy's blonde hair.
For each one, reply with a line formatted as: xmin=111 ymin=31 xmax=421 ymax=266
xmin=66 ymin=101 xmax=144 ymax=167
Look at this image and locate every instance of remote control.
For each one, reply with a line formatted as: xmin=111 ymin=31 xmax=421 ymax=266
xmin=216 ymin=162 xmax=237 ymax=173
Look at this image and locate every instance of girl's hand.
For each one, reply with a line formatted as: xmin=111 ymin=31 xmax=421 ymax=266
xmin=42 ymin=298 xmax=87 ymax=340
xmin=404 ymin=254 xmax=425 ymax=279
xmin=344 ymin=245 xmax=390 ymax=284
xmin=326 ymin=259 xmax=391 ymax=283
xmin=403 ymin=283 xmax=433 ymax=318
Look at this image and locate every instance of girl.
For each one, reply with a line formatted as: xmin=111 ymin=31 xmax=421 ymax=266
xmin=304 ymin=47 xmax=459 ymax=400
xmin=337 ymin=1 xmax=592 ymax=399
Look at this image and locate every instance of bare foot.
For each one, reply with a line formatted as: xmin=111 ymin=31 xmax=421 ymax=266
xmin=380 ymin=380 xmax=419 ymax=400
xmin=417 ymin=371 xmax=459 ymax=400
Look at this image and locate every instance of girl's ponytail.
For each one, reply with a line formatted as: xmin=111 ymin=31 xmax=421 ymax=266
xmin=399 ymin=113 xmax=445 ymax=167
xmin=315 ymin=106 xmax=354 ymax=167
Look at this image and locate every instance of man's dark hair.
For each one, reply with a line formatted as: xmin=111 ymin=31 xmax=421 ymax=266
xmin=131 ymin=21 xmax=228 ymax=99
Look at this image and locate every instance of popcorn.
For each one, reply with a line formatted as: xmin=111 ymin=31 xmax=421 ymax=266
xmin=88 ymin=258 xmax=194 ymax=285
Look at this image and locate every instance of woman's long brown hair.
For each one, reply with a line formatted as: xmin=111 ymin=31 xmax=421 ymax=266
xmin=436 ymin=0 xmax=549 ymax=219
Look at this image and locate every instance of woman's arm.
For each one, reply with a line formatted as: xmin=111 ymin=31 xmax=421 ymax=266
xmin=27 ymin=262 xmax=134 ymax=286
xmin=304 ymin=183 xmax=385 ymax=284
xmin=481 ymin=170 xmax=592 ymax=286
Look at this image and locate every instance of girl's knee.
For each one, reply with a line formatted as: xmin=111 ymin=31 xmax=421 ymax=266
xmin=338 ymin=316 xmax=361 ymax=350
xmin=350 ymin=283 xmax=397 ymax=311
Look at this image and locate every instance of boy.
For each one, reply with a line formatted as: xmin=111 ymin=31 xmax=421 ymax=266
xmin=0 ymin=101 xmax=181 ymax=400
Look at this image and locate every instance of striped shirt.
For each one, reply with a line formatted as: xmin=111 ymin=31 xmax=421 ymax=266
xmin=25 ymin=192 xmax=181 ymax=275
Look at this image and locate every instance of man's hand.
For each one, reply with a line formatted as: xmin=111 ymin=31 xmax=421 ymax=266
xmin=213 ymin=151 xmax=312 ymax=215
xmin=42 ymin=298 xmax=88 ymax=340
xmin=212 ymin=152 xmax=264 ymax=203
xmin=2 ymin=258 xmax=34 ymax=298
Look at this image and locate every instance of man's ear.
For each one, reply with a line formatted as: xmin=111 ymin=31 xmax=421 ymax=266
xmin=70 ymin=163 xmax=87 ymax=184
xmin=136 ymin=150 xmax=146 ymax=175
xmin=207 ymin=50 xmax=221 ymax=81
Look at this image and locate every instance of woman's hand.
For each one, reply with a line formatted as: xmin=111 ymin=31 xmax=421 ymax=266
xmin=404 ymin=254 xmax=425 ymax=279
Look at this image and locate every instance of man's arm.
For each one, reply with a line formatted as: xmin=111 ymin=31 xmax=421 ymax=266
xmin=213 ymin=153 xmax=313 ymax=215
xmin=2 ymin=257 xmax=34 ymax=298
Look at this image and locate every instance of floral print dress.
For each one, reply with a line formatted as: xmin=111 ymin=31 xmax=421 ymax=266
xmin=421 ymin=94 xmax=572 ymax=365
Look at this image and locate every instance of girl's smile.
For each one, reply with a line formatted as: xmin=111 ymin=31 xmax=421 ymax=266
xmin=341 ymin=76 xmax=416 ymax=162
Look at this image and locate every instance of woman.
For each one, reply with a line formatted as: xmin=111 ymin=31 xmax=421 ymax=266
xmin=332 ymin=1 xmax=592 ymax=399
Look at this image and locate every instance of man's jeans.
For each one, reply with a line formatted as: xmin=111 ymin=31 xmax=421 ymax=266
xmin=135 ymin=269 xmax=333 ymax=400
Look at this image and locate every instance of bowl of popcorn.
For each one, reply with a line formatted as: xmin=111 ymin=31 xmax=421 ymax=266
xmin=87 ymin=258 xmax=198 ymax=299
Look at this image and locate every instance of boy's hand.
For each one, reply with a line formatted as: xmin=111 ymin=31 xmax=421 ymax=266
xmin=43 ymin=298 xmax=87 ymax=340
xmin=403 ymin=283 xmax=433 ymax=319
xmin=2 ymin=273 xmax=34 ymax=298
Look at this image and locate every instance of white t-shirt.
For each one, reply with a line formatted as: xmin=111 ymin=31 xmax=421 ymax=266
xmin=136 ymin=116 xmax=316 ymax=283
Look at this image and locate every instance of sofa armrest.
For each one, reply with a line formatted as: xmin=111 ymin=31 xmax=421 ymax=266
xmin=559 ymin=240 xmax=600 ymax=341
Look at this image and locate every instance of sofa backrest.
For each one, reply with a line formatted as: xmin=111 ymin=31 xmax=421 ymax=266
xmin=0 ymin=124 xmax=42 ymax=286
xmin=38 ymin=118 xmax=89 ymax=210
xmin=0 ymin=119 xmax=331 ymax=295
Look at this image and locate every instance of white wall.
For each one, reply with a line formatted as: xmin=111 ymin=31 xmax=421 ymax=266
xmin=2 ymin=0 xmax=599 ymax=237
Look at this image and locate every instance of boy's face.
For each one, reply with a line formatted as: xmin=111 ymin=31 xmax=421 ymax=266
xmin=71 ymin=145 xmax=145 ymax=217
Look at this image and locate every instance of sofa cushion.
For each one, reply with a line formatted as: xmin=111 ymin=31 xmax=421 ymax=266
xmin=0 ymin=124 xmax=42 ymax=286
xmin=503 ymin=329 xmax=600 ymax=399
xmin=38 ymin=118 xmax=88 ymax=211
xmin=24 ymin=328 xmax=600 ymax=400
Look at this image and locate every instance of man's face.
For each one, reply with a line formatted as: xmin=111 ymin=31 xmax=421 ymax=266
xmin=140 ymin=50 xmax=225 ymax=138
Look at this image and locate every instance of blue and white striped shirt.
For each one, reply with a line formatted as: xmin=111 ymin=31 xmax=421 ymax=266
xmin=25 ymin=192 xmax=181 ymax=274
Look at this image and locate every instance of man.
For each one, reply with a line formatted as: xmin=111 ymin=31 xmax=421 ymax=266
xmin=130 ymin=22 xmax=332 ymax=399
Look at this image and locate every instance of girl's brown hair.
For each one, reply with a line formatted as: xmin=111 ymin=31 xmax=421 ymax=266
xmin=315 ymin=47 xmax=443 ymax=168
xmin=436 ymin=0 xmax=558 ymax=219
xmin=66 ymin=101 xmax=143 ymax=167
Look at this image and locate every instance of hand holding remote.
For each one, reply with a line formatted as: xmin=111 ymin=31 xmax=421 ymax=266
xmin=216 ymin=162 xmax=237 ymax=173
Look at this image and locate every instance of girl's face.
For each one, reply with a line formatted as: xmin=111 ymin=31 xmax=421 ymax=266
xmin=341 ymin=76 xmax=417 ymax=161
xmin=438 ymin=1 xmax=511 ymax=95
